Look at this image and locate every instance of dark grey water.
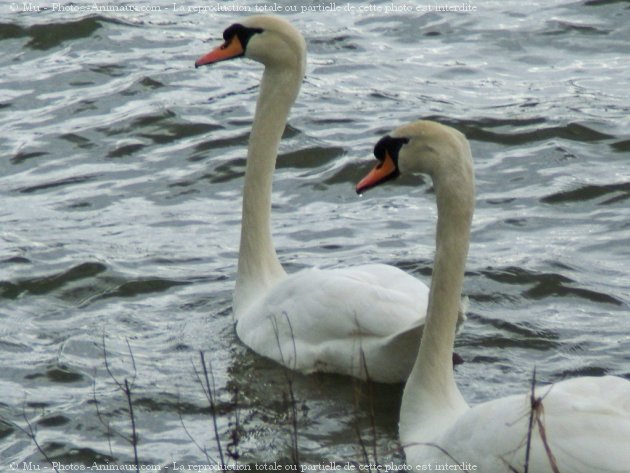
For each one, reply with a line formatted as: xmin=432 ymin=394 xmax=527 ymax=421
xmin=1 ymin=0 xmax=629 ymax=469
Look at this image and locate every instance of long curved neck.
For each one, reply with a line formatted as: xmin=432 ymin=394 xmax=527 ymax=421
xmin=400 ymin=157 xmax=475 ymax=446
xmin=234 ymin=63 xmax=303 ymax=317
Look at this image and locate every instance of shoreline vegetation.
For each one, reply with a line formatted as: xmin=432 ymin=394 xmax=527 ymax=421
xmin=13 ymin=341 xmax=562 ymax=473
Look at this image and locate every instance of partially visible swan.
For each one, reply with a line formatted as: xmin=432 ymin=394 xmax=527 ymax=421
xmin=356 ymin=120 xmax=630 ymax=471
xmin=195 ymin=16 xmax=464 ymax=382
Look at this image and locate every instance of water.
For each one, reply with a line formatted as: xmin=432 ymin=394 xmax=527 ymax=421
xmin=1 ymin=0 xmax=629 ymax=468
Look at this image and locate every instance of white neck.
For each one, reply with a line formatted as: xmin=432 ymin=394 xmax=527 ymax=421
xmin=234 ymin=64 xmax=303 ymax=317
xmin=400 ymin=156 xmax=475 ymax=446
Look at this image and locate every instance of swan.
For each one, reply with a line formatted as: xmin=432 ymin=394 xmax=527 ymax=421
xmin=195 ymin=16 xmax=464 ymax=382
xmin=356 ymin=120 xmax=630 ymax=471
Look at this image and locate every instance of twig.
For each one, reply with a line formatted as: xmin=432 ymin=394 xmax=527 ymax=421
xmin=523 ymin=367 xmax=537 ymax=473
xmin=194 ymin=351 xmax=226 ymax=469
xmin=16 ymin=397 xmax=60 ymax=473
xmin=536 ymin=415 xmax=559 ymax=473
xmin=361 ymin=350 xmax=379 ymax=468
xmin=352 ymin=347 xmax=380 ymax=471
xmin=100 ymin=335 xmax=140 ymax=473
xmin=178 ymin=409 xmax=214 ymax=465
xmin=352 ymin=379 xmax=371 ymax=467
xmin=124 ymin=378 xmax=139 ymax=473
xmin=270 ymin=312 xmax=300 ymax=467
xmin=92 ymin=376 xmax=115 ymax=458
xmin=499 ymin=458 xmax=521 ymax=473
xmin=502 ymin=367 xmax=558 ymax=473
xmin=226 ymin=385 xmax=241 ymax=464
xmin=282 ymin=313 xmax=300 ymax=467
xmin=526 ymin=370 xmax=558 ymax=473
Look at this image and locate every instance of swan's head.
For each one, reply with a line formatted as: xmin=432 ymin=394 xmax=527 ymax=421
xmin=195 ymin=15 xmax=306 ymax=72
xmin=356 ymin=120 xmax=472 ymax=194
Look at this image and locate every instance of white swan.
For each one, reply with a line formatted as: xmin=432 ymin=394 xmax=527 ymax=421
xmin=195 ymin=16 xmax=461 ymax=382
xmin=356 ymin=120 xmax=630 ymax=471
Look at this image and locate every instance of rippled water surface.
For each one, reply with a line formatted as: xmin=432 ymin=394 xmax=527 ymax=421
xmin=1 ymin=0 xmax=630 ymax=468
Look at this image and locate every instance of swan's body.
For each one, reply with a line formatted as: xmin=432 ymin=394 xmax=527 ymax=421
xmin=420 ymin=375 xmax=630 ymax=472
xmin=357 ymin=120 xmax=630 ymax=471
xmin=196 ymin=16 xmax=454 ymax=382
xmin=239 ymin=264 xmax=427 ymax=381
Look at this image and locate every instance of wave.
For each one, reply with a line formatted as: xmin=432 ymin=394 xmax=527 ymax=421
xmin=542 ymin=182 xmax=630 ymax=205
xmin=0 ymin=16 xmax=115 ymax=50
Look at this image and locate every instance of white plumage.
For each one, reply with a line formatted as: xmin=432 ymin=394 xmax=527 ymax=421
xmin=196 ymin=16 xmax=456 ymax=382
xmin=409 ymin=375 xmax=630 ymax=472
xmin=237 ymin=264 xmax=428 ymax=382
xmin=357 ymin=120 xmax=630 ymax=471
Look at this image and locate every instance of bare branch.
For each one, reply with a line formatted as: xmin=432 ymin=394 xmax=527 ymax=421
xmin=125 ymin=338 xmax=138 ymax=388
xmin=524 ymin=366 xmax=537 ymax=473
xmin=269 ymin=312 xmax=300 ymax=468
xmin=226 ymin=386 xmax=241 ymax=464
xmin=16 ymin=397 xmax=60 ymax=473
xmin=178 ymin=409 xmax=214 ymax=465
xmin=352 ymin=378 xmax=371 ymax=467
xmin=99 ymin=335 xmax=140 ymax=473
xmin=92 ymin=375 xmax=115 ymax=458
xmin=123 ymin=378 xmax=139 ymax=473
xmin=196 ymin=351 xmax=226 ymax=469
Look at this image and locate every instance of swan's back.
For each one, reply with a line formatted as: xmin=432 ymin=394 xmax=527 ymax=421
xmin=236 ymin=264 xmax=429 ymax=382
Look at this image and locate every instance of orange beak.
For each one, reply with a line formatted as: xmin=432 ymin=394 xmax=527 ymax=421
xmin=356 ymin=151 xmax=398 ymax=194
xmin=195 ymin=36 xmax=244 ymax=68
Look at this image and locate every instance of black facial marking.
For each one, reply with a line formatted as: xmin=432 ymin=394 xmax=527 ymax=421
xmin=223 ymin=24 xmax=264 ymax=52
xmin=373 ymin=135 xmax=409 ymax=168
xmin=356 ymin=135 xmax=409 ymax=194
